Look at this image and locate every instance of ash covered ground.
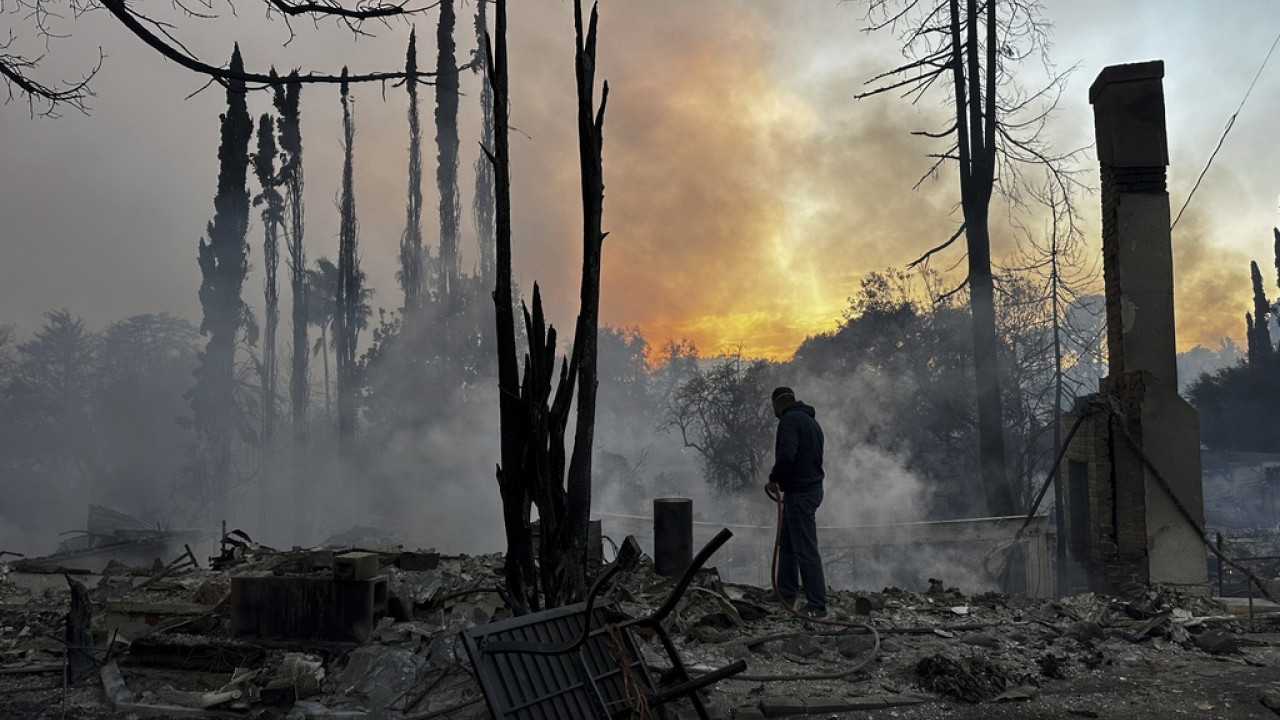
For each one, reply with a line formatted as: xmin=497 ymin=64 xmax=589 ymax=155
xmin=3 ymin=531 xmax=1280 ymax=720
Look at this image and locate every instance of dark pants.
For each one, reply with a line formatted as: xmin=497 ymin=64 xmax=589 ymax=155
xmin=777 ymin=486 xmax=826 ymax=611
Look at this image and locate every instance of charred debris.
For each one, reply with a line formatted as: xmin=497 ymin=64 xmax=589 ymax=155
xmin=2 ymin=507 xmax=1280 ymax=720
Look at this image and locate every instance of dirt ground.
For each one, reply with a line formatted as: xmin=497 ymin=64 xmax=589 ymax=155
xmin=3 ymin=547 xmax=1280 ymax=720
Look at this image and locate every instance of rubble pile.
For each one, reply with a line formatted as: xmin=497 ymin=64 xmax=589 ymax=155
xmin=2 ymin=529 xmax=1280 ymax=719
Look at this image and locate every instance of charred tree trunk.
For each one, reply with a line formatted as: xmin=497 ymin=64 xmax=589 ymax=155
xmin=951 ymin=0 xmax=1012 ymax=517
xmin=560 ymin=0 xmax=608 ymax=601
xmin=487 ymin=0 xmax=610 ymax=612
xmin=524 ymin=286 xmax=574 ymax=607
xmin=487 ymin=0 xmax=538 ymax=615
xmin=65 ymin=576 xmax=93 ymax=685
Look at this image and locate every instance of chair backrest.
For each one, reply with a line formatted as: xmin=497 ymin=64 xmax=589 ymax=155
xmin=461 ymin=601 xmax=656 ymax=720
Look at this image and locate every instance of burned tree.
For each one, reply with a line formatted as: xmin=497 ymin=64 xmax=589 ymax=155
xmin=434 ymin=0 xmax=463 ymax=394
xmin=471 ymin=0 xmax=497 ymax=289
xmin=487 ymin=0 xmax=538 ymax=614
xmin=190 ymin=45 xmax=253 ymax=524
xmin=857 ymin=0 xmax=1081 ymax=517
xmin=335 ymin=68 xmax=361 ymax=450
xmin=4 ymin=0 xmax=436 ymax=117
xmin=487 ymin=0 xmax=610 ymax=611
xmin=252 ymin=109 xmax=283 ymax=528
xmin=400 ymin=30 xmax=426 ymax=310
xmin=435 ymin=0 xmax=462 ymax=306
xmin=558 ymin=0 xmax=609 ymax=601
xmin=273 ymin=74 xmax=312 ymax=541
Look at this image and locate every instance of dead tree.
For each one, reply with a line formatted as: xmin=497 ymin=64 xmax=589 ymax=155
xmin=487 ymin=0 xmax=539 ymax=615
xmin=273 ymin=74 xmax=311 ymax=543
xmin=487 ymin=0 xmax=609 ymax=612
xmin=558 ymin=0 xmax=608 ymax=603
xmin=251 ymin=110 xmax=284 ymax=532
xmin=6 ymin=0 xmax=435 ymax=117
xmin=858 ymin=0 xmax=1082 ymax=516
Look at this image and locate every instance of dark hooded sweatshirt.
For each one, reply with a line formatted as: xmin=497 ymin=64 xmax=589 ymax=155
xmin=769 ymin=401 xmax=824 ymax=492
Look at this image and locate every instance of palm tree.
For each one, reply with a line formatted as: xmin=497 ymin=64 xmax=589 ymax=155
xmin=305 ymin=257 xmax=372 ymax=415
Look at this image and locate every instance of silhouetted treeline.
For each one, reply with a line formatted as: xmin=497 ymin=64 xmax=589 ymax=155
xmin=1187 ymin=228 xmax=1280 ymax=452
xmin=0 ymin=312 xmax=200 ymax=542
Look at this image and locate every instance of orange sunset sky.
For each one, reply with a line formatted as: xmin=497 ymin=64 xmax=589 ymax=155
xmin=3 ymin=1 xmax=1279 ymax=361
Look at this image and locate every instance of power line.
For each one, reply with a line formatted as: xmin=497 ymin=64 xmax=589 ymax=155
xmin=1170 ymin=29 xmax=1280 ymax=232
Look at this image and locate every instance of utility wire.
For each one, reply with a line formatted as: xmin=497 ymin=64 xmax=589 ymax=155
xmin=1171 ymin=29 xmax=1280 ymax=232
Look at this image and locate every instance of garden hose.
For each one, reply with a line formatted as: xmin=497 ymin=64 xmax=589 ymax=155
xmin=762 ymin=485 xmax=881 ymax=678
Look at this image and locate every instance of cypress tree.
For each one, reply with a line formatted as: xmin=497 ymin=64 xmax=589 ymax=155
xmin=252 ymin=109 xmax=283 ymax=531
xmin=435 ymin=0 xmax=461 ymax=305
xmin=336 ymin=69 xmax=361 ymax=449
xmin=1274 ymin=227 xmax=1280 ymax=295
xmin=401 ymin=30 xmax=425 ymax=309
xmin=471 ymin=0 xmax=496 ymax=287
xmin=273 ymin=71 xmax=309 ymax=542
xmin=191 ymin=45 xmax=253 ymax=524
xmin=1248 ymin=260 xmax=1272 ymax=363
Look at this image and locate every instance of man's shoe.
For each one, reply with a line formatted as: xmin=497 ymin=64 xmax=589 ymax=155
xmin=802 ymin=607 xmax=827 ymax=619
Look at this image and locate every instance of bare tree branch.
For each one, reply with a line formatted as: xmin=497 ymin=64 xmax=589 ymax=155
xmin=0 ymin=46 xmax=100 ymax=116
xmin=99 ymin=0 xmax=436 ymax=86
xmin=907 ymin=222 xmax=966 ymax=269
xmin=264 ymin=0 xmax=429 ymax=19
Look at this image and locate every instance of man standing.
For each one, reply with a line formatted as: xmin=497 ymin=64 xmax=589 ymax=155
xmin=765 ymin=386 xmax=827 ymax=618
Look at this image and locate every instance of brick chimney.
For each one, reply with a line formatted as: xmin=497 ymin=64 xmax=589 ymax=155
xmin=1063 ymin=61 xmax=1206 ymax=593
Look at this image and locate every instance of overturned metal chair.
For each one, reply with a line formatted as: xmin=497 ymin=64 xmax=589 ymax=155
xmin=461 ymin=528 xmax=746 ymax=719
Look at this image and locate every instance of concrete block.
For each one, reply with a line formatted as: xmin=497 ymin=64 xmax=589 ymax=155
xmin=229 ymin=572 xmax=388 ymax=642
xmin=334 ymin=551 xmax=379 ymax=581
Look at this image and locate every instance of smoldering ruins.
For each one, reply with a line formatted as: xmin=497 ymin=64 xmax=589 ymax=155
xmin=3 ymin=50 xmax=1280 ymax=718
xmin=6 ymin=0 xmax=1280 ymax=717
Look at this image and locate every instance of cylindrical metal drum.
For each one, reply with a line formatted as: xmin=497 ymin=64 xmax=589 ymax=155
xmin=653 ymin=497 xmax=693 ymax=577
